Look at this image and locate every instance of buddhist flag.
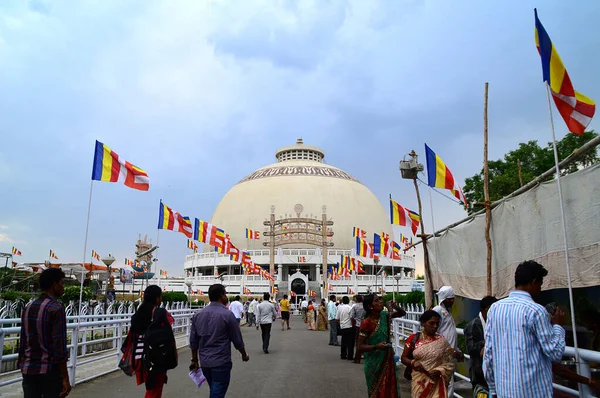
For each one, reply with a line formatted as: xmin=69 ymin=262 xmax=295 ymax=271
xmin=91 ymin=141 xmax=149 ymax=191
xmin=298 ymin=256 xmax=307 ymax=263
xmin=389 ymin=196 xmax=420 ymax=235
xmin=49 ymin=250 xmax=59 ymax=260
xmin=187 ymin=239 xmax=198 ymax=251
xmin=229 ymin=245 xmax=241 ymax=262
xmin=12 ymin=246 xmax=22 ymax=256
xmin=356 ymin=237 xmax=374 ymax=258
xmin=534 ymin=9 xmax=595 ymax=135
xmin=424 ymin=144 xmax=468 ymax=207
xmin=92 ymin=250 xmax=100 ymax=261
xmin=194 ymin=219 xmax=221 ymax=246
xmin=352 ymin=227 xmax=367 ymax=239
xmin=158 ymin=201 xmax=193 ymax=238
xmin=245 ymin=228 xmax=260 ymax=240
xmin=160 ymin=270 xmax=168 ymax=277
xmin=373 ymin=233 xmax=392 ymax=257
xmin=244 ymin=287 xmax=252 ymax=295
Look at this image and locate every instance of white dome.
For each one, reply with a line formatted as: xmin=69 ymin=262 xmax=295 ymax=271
xmin=209 ymin=139 xmax=392 ymax=251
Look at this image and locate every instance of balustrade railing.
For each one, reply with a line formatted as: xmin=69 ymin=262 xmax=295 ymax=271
xmin=0 ymin=301 xmax=197 ymax=390
xmin=391 ymin=315 xmax=599 ymax=397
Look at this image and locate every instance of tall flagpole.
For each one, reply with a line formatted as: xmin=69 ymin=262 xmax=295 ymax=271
xmin=427 ymin=188 xmax=440 ymax=289
xmin=483 ymin=82 xmax=493 ymax=296
xmin=78 ymin=180 xmax=94 ymax=319
xmin=544 ymin=83 xmax=581 ymax=372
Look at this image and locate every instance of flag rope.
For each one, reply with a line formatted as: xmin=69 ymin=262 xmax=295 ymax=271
xmin=545 ymin=82 xmax=581 ymax=377
xmin=77 ymin=180 xmax=94 ymax=344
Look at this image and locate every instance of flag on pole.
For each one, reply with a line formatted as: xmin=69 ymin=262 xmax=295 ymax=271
xmin=373 ymin=233 xmax=392 ymax=257
xmin=308 ymin=290 xmax=317 ymax=297
xmin=187 ymin=239 xmax=198 ymax=251
xmin=194 ymin=219 xmax=227 ymax=249
xmin=389 ymin=197 xmax=420 ymax=235
xmin=244 ymin=287 xmax=252 ymax=295
xmin=49 ymin=250 xmax=58 ymax=260
xmin=229 ymin=245 xmax=241 ymax=262
xmin=92 ymin=250 xmax=100 ymax=261
xmin=158 ymin=201 xmax=193 ymax=238
xmin=356 ymin=237 xmax=374 ymax=258
xmin=245 ymin=228 xmax=260 ymax=240
xmin=270 ymin=285 xmax=279 ymax=295
xmin=298 ymin=256 xmax=307 ymax=263
xmin=160 ymin=270 xmax=168 ymax=277
xmin=534 ymin=9 xmax=595 ymax=135
xmin=12 ymin=247 xmax=22 ymax=256
xmin=424 ymin=144 xmax=468 ymax=207
xmin=352 ymin=227 xmax=367 ymax=239
xmin=91 ymin=140 xmax=149 ymax=191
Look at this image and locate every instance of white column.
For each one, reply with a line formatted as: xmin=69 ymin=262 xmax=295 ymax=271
xmin=315 ymin=263 xmax=321 ymax=284
xmin=277 ymin=264 xmax=283 ymax=283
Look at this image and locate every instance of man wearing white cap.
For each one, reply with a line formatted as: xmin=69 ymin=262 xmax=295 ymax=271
xmin=433 ymin=285 xmax=460 ymax=397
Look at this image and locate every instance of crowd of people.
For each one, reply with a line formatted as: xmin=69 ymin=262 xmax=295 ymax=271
xmin=16 ymin=260 xmax=600 ymax=398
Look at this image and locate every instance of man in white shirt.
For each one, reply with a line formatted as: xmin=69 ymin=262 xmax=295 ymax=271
xmin=433 ymin=286 xmax=460 ymax=397
xmin=327 ymin=295 xmax=338 ymax=346
xmin=336 ymin=296 xmax=354 ymax=360
xmin=300 ymin=297 xmax=308 ymax=323
xmin=255 ymin=293 xmax=277 ymax=354
xmin=247 ymin=298 xmax=256 ymax=327
xmin=229 ymin=295 xmax=244 ymax=326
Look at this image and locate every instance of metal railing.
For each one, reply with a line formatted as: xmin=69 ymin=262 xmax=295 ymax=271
xmin=0 ymin=302 xmax=197 ymax=390
xmin=392 ymin=315 xmax=599 ymax=397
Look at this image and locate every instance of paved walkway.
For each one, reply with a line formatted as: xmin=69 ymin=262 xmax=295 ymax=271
xmin=4 ymin=315 xmax=472 ymax=397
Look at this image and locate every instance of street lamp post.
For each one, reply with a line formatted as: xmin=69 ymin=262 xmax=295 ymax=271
xmin=185 ymin=279 xmax=193 ymax=302
xmin=101 ymin=255 xmax=116 ymax=302
xmin=373 ymin=256 xmax=380 ymax=292
xmin=393 ymin=274 xmax=402 ymax=303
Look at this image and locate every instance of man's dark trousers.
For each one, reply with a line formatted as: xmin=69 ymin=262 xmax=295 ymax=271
xmin=329 ymin=320 xmax=338 ymax=345
xmin=340 ymin=327 xmax=355 ymax=360
xmin=22 ymin=368 xmax=62 ymax=398
xmin=260 ymin=323 xmax=272 ymax=352
xmin=202 ymin=362 xmax=232 ymax=398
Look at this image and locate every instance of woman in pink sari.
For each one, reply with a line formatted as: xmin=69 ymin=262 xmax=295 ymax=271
xmin=401 ymin=310 xmax=463 ymax=398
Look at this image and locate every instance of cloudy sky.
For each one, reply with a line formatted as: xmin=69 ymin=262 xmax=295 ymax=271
xmin=1 ymin=0 xmax=599 ymax=276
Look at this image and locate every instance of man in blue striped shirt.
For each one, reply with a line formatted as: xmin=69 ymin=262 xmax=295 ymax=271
xmin=483 ymin=260 xmax=567 ymax=397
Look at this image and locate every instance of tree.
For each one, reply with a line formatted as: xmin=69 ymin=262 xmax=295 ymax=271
xmin=463 ymin=131 xmax=598 ymax=214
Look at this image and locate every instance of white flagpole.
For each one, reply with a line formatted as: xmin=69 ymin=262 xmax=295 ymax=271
xmin=427 ymin=187 xmax=440 ymax=289
xmin=77 ymin=180 xmax=94 ymax=319
xmin=544 ymin=83 xmax=581 ymax=373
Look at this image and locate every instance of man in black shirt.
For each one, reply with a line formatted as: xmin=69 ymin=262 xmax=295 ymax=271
xmin=465 ymin=295 xmax=497 ymax=397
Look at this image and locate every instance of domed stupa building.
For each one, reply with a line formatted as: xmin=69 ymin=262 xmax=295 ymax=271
xmin=183 ymin=139 xmax=416 ymax=300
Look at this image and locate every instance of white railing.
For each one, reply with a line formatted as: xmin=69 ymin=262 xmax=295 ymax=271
xmin=0 ymin=303 xmax=197 ymax=390
xmin=392 ymin=316 xmax=599 ymax=397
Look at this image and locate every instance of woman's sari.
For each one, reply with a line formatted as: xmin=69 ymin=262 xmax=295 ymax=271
xmin=407 ymin=333 xmax=454 ymax=398
xmin=360 ymin=311 xmax=400 ymax=397
xmin=317 ymin=305 xmax=328 ymax=331
xmin=307 ymin=305 xmax=316 ymax=330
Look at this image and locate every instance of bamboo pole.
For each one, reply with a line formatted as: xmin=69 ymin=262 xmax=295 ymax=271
xmin=483 ymin=82 xmax=493 ymax=296
xmin=517 ymin=159 xmax=524 ymax=187
xmin=412 ymin=176 xmax=434 ymax=308
xmin=405 ymin=134 xmax=600 ymax=250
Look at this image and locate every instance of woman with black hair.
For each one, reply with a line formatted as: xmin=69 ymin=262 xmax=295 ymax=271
xmin=124 ymin=285 xmax=176 ymax=398
xmin=401 ymin=310 xmax=463 ymax=397
xmin=357 ymin=294 xmax=406 ymax=397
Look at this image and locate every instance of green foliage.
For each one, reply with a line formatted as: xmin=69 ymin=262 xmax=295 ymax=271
xmin=1 ymin=290 xmax=28 ymax=301
xmin=62 ymin=286 xmax=92 ymax=302
xmin=162 ymin=291 xmax=188 ymax=303
xmin=416 ymin=274 xmax=425 ymax=280
xmin=382 ymin=290 xmax=425 ymax=306
xmin=463 ymin=131 xmax=599 ymax=214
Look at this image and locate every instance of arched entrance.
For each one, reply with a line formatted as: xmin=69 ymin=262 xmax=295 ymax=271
xmin=291 ymin=278 xmax=306 ymax=296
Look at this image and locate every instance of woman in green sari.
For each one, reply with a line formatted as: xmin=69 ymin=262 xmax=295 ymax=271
xmin=357 ymin=294 xmax=406 ymax=398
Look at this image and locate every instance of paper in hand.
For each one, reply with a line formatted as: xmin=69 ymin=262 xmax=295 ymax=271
xmin=189 ymin=369 xmax=207 ymax=388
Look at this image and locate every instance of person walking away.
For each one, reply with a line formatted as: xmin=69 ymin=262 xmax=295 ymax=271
xmin=229 ymin=296 xmax=244 ymax=326
xmin=301 ymin=297 xmax=308 ymax=323
xmin=129 ymin=285 xmax=177 ymax=398
xmin=465 ymin=296 xmax=497 ymax=397
xmin=337 ymin=296 xmax=355 ymax=361
xmin=328 ymin=295 xmax=339 ymax=346
xmin=19 ymin=268 xmax=71 ymax=398
xmin=280 ymin=295 xmax=291 ymax=331
xmin=255 ymin=293 xmax=277 ymax=353
xmin=190 ymin=284 xmax=249 ymax=397
xmin=357 ymin=294 xmax=407 ymax=397
xmin=317 ymin=299 xmax=328 ymax=331
xmin=350 ymin=295 xmax=366 ymax=364
xmin=306 ymin=301 xmax=316 ymax=330
xmin=483 ymin=260 xmax=567 ymax=398
xmin=401 ymin=310 xmax=464 ymax=398
xmin=247 ymin=298 xmax=256 ymax=327
xmin=433 ymin=286 xmax=459 ymax=397
xmin=243 ymin=301 xmax=249 ymax=325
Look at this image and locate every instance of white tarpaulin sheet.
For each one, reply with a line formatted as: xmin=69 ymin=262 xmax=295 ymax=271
xmin=429 ymin=163 xmax=600 ymax=300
